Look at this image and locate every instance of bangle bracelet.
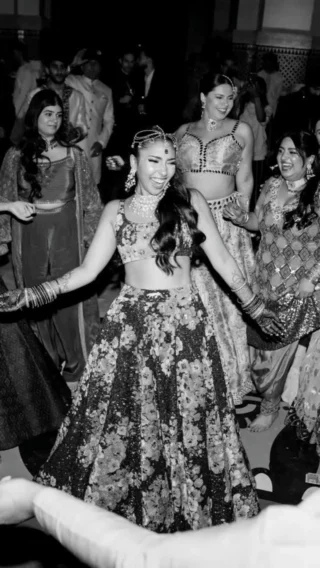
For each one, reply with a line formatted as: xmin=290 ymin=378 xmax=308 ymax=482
xmin=242 ymin=212 xmax=250 ymax=224
xmin=231 ymin=280 xmax=248 ymax=293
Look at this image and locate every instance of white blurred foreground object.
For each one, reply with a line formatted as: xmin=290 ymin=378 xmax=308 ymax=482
xmin=1 ymin=478 xmax=320 ymax=567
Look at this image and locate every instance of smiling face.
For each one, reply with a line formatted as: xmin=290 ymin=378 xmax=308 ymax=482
xmin=130 ymin=140 xmax=176 ymax=196
xmin=277 ymin=137 xmax=312 ymax=181
xmin=37 ymin=105 xmax=63 ymax=138
xmin=201 ymin=83 xmax=234 ymax=121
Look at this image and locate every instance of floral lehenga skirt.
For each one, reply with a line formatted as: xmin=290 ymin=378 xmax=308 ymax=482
xmin=192 ymin=193 xmax=255 ymax=404
xmin=35 ymin=284 xmax=259 ymax=532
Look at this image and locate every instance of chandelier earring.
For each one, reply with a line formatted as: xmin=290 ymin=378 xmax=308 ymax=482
xmin=201 ymin=100 xmax=206 ymax=117
xmin=307 ymin=162 xmax=315 ymax=180
xmin=125 ymin=167 xmax=136 ymax=192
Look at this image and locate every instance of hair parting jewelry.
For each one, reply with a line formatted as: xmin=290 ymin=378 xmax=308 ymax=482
xmin=220 ymin=74 xmax=237 ymax=96
xmin=131 ymin=125 xmax=177 ymax=150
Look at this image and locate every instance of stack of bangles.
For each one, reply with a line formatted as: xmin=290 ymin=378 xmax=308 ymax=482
xmin=241 ymin=293 xmax=265 ymax=319
xmin=24 ymin=282 xmax=58 ymax=309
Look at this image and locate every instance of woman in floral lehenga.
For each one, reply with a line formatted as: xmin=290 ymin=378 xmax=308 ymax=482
xmin=0 ymin=127 xmax=281 ymax=531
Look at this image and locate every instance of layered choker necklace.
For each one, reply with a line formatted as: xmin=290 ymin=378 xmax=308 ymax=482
xmin=129 ymin=187 xmax=168 ymax=219
xmin=285 ymin=178 xmax=307 ymax=194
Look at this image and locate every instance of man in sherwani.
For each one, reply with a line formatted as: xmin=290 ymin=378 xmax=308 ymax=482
xmin=66 ymin=48 xmax=114 ymax=184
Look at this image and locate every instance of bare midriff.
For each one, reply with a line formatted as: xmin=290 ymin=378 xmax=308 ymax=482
xmin=125 ymin=256 xmax=192 ymax=290
xmin=182 ymin=172 xmax=235 ymax=201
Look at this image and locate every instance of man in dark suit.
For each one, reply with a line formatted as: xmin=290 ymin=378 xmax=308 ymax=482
xmin=136 ymin=45 xmax=178 ymax=131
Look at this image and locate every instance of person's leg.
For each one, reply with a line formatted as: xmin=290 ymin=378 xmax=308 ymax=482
xmin=49 ymin=203 xmax=86 ymax=383
xmin=21 ymin=216 xmax=60 ymax=368
xmin=249 ymin=341 xmax=299 ymax=432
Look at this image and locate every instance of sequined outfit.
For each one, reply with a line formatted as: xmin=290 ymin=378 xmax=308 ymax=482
xmin=35 ymin=200 xmax=259 ymax=532
xmin=248 ymin=177 xmax=320 ymax=415
xmin=177 ymin=122 xmax=255 ymax=404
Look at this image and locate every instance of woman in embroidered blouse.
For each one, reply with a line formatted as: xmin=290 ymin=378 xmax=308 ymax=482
xmin=0 ymin=89 xmax=101 ymax=383
xmin=0 ymin=127 xmax=281 ymax=530
xmin=224 ymin=130 xmax=320 ymax=431
xmin=175 ymin=70 xmax=255 ymax=405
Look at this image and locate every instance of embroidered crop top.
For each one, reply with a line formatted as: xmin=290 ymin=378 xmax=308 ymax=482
xmin=17 ymin=148 xmax=75 ymax=204
xmin=115 ymin=200 xmax=194 ymax=264
xmin=176 ymin=121 xmax=243 ymax=176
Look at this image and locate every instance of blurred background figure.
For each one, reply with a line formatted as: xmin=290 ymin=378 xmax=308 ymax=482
xmin=67 ymin=48 xmax=114 ymax=185
xmin=10 ymin=41 xmax=43 ymax=145
xmin=274 ymin=69 xmax=320 ymax=141
xmin=220 ymin=53 xmax=244 ymax=94
xmin=258 ymin=51 xmax=284 ymax=116
xmin=235 ymin=74 xmax=272 ymax=207
xmin=136 ymin=44 xmax=179 ymax=131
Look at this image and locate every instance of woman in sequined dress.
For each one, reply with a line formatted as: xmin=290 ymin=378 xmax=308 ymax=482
xmin=0 ymin=89 xmax=101 ymax=383
xmin=224 ymin=130 xmax=320 ymax=431
xmin=0 ymin=127 xmax=282 ymax=531
xmin=176 ymin=71 xmax=255 ymax=405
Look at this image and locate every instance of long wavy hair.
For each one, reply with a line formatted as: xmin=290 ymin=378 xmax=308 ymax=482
xmin=269 ymin=130 xmax=320 ymax=230
xmin=19 ymin=89 xmax=69 ymax=202
xmin=131 ymin=138 xmax=205 ymax=275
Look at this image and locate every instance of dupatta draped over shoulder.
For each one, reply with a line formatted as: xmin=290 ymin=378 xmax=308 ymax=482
xmin=0 ymin=145 xmax=102 ymax=354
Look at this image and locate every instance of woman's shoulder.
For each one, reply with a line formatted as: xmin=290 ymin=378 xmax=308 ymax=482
xmin=6 ymin=146 xmax=21 ymax=159
xmin=2 ymin=146 xmax=21 ymax=167
xmin=175 ymin=122 xmax=191 ymax=140
xmin=234 ymin=119 xmax=252 ymax=136
xmin=102 ymin=199 xmax=122 ymax=218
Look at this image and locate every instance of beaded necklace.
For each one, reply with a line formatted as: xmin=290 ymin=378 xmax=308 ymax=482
xmin=129 ymin=188 xmax=167 ymax=219
xmin=269 ymin=177 xmax=300 ymax=223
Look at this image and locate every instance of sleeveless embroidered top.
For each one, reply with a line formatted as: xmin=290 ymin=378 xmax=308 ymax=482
xmin=115 ymin=200 xmax=194 ymax=264
xmin=254 ymin=177 xmax=320 ymax=302
xmin=18 ymin=148 xmax=75 ymax=204
xmin=176 ymin=121 xmax=243 ymax=176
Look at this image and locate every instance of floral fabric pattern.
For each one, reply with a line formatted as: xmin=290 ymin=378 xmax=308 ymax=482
xmin=192 ymin=195 xmax=255 ymax=404
xmin=36 ymin=284 xmax=259 ymax=532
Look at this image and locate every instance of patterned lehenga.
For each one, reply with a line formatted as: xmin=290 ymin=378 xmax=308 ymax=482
xmin=177 ymin=122 xmax=255 ymax=404
xmin=36 ymin=201 xmax=259 ymax=532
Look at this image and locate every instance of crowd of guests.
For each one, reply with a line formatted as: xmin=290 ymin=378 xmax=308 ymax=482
xmin=1 ymin=37 xmax=320 ymax=566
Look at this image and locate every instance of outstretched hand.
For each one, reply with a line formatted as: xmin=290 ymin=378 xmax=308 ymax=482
xmin=0 ymin=289 xmax=26 ymax=312
xmin=0 ymin=477 xmax=41 ymax=524
xmin=256 ymin=307 xmax=284 ymax=337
